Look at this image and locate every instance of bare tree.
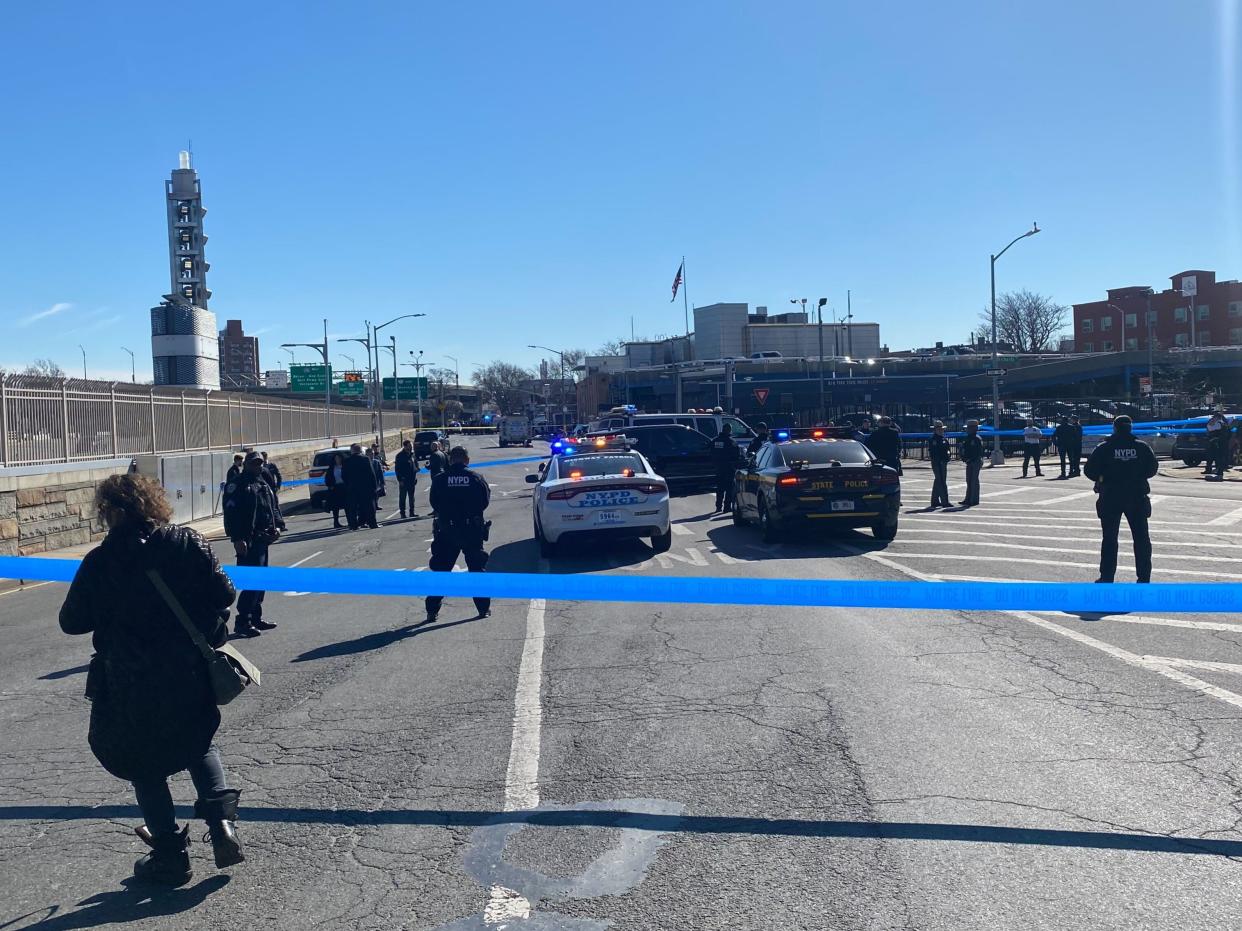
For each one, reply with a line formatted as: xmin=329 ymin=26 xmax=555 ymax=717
xmin=23 ymin=358 xmax=65 ymax=378
xmin=593 ymin=338 xmax=629 ymax=357
xmin=473 ymin=361 xmax=534 ymax=415
xmin=977 ymin=290 xmax=1069 ymax=353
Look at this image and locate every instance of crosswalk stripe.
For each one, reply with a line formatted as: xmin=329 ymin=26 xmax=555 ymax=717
xmin=1029 ymin=611 xmax=1242 ymax=634
xmin=671 ymin=523 xmax=693 ymax=536
xmin=1143 ymin=656 xmax=1242 ymax=675
xmin=885 ymin=538 xmax=1239 ymax=562
xmin=979 ymin=487 xmax=1042 ymax=499
xmin=1206 ymin=505 xmax=1242 ymax=526
xmin=880 ymin=552 xmax=1242 ymax=579
xmin=901 ymin=516 xmax=1242 ymax=537
xmin=1036 ymin=490 xmax=1097 ymax=505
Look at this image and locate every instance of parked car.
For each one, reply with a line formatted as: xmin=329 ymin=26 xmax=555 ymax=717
xmin=584 ymin=424 xmax=741 ymax=491
xmin=413 ymin=430 xmax=444 ymax=460
xmin=308 ymin=446 xmax=354 ymax=509
xmin=587 ymin=411 xmax=755 ymax=442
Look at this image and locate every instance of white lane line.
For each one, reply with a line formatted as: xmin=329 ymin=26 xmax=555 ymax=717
xmin=885 ymin=539 xmax=1240 ymax=563
xmin=671 ymin=524 xmax=693 ymax=536
xmin=880 ymin=553 xmax=1242 ymax=579
xmin=282 ymin=551 xmax=324 ymax=597
xmin=979 ymin=487 xmax=1043 ymax=499
xmin=1036 ymin=490 xmax=1097 ymax=506
xmin=1207 ymin=505 xmax=1242 ymax=527
xmin=1030 ymin=613 xmax=1242 ymax=633
xmin=854 ymin=548 xmax=1242 ymax=711
xmin=485 ymin=598 xmax=547 ymax=923
xmin=897 ymin=528 xmax=1241 ymax=549
xmin=1143 ymin=656 xmax=1242 ymax=675
xmin=902 ymin=517 xmax=1242 ymax=537
xmin=712 ymin=549 xmax=743 ymax=565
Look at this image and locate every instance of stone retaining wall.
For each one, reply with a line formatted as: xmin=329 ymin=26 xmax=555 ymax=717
xmin=0 ymin=463 xmax=129 ymax=557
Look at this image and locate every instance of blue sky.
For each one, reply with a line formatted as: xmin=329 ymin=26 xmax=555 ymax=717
xmin=2 ymin=1 xmax=1238 ymax=381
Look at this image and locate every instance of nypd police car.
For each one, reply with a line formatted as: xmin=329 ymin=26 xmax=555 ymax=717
xmin=526 ymin=439 xmax=671 ymax=556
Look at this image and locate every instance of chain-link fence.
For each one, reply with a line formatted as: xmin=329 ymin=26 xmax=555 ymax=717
xmin=0 ymin=375 xmax=373 ymax=467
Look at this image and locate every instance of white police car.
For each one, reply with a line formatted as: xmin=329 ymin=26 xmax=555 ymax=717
xmin=526 ymin=441 xmax=671 ymax=557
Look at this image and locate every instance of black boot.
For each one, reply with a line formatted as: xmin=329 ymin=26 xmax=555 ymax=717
xmin=194 ymin=789 xmax=245 ymax=868
xmin=133 ymin=825 xmax=192 ymax=886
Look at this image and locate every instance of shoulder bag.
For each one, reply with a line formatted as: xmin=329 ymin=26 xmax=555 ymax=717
xmin=145 ymin=569 xmax=261 ymax=706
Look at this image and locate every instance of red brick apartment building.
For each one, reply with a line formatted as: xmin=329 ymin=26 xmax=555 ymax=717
xmin=1072 ymin=270 xmax=1242 ymax=351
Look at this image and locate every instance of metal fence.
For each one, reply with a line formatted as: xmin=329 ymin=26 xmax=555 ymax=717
xmin=0 ymin=375 xmax=375 ymax=467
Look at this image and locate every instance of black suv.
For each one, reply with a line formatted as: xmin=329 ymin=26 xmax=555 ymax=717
xmin=584 ymin=424 xmax=743 ymax=490
xmin=414 ymin=430 xmax=443 ymax=461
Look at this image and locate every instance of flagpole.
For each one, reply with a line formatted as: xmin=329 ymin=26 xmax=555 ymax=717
xmin=682 ymin=255 xmax=690 ymax=338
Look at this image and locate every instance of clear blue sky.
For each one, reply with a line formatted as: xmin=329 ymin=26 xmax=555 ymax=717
xmin=2 ymin=1 xmax=1238 ymax=381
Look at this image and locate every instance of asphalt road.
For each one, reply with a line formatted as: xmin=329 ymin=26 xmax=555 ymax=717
xmin=3 ymin=438 xmax=1242 ymax=930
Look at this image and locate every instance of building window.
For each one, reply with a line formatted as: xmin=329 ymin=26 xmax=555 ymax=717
xmin=1080 ymin=318 xmax=1094 ymax=333
xmin=1100 ymin=316 xmax=1113 ymax=331
xmin=1125 ymin=337 xmax=1138 ymax=350
xmin=1197 ymin=304 xmax=1210 ymax=320
xmin=1147 ymin=310 xmax=1158 ymax=324
xmin=1082 ymin=342 xmax=1094 ymax=352
xmin=1198 ymin=331 xmax=1211 ymax=345
xmin=1229 ymin=302 xmax=1242 ymax=318
xmin=1230 ymin=328 xmax=1242 ymax=345
xmin=181 ymin=258 xmax=193 ymax=271
xmin=1175 ymin=307 xmax=1187 ymax=322
xmin=1125 ymin=313 xmax=1137 ymax=328
xmin=1175 ymin=332 xmax=1189 ymax=347
xmin=1101 ymin=340 xmax=1114 ymax=351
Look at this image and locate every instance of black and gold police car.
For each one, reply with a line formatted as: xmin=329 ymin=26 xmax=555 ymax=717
xmin=731 ymin=429 xmax=901 ymax=541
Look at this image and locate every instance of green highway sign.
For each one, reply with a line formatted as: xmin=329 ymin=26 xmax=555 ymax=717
xmin=336 ymin=380 xmax=366 ymax=397
xmin=290 ymin=363 xmax=332 ymax=392
xmin=382 ymin=376 xmax=428 ymax=400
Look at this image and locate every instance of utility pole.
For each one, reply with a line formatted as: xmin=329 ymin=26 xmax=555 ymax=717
xmin=816 ymin=298 xmax=827 ymax=424
xmin=989 ymin=223 xmax=1041 ymax=465
xmin=281 ymin=317 xmax=332 ymax=441
xmin=121 ymin=346 xmax=136 ymax=383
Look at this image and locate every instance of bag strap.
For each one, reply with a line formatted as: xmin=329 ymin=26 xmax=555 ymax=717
xmin=145 ymin=569 xmax=217 ymax=662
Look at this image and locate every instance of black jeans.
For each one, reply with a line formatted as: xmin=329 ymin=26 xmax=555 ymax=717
xmin=962 ymin=460 xmax=982 ymax=505
xmin=425 ymin=526 xmax=489 ymax=616
xmin=930 ymin=460 xmax=951 ymax=507
xmin=714 ymin=471 xmax=735 ymax=512
xmin=1021 ymin=445 xmax=1043 ymax=475
xmin=132 ymin=745 xmax=228 ymax=837
xmin=399 ymin=480 xmax=417 ymax=515
xmin=1096 ymin=494 xmax=1152 ymax=582
xmin=236 ymin=540 xmax=270 ymax=624
xmin=347 ymin=497 xmax=378 ymax=529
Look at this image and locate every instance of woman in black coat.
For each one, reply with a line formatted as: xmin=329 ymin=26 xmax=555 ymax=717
xmin=60 ymin=473 xmax=246 ymax=886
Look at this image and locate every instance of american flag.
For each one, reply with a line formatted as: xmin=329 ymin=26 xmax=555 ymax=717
xmin=670 ymin=261 xmax=684 ymax=302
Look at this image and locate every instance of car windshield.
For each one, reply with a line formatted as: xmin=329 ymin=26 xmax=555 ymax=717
xmin=556 ymin=454 xmax=645 ymax=478
xmin=778 ymin=441 xmax=873 ymax=466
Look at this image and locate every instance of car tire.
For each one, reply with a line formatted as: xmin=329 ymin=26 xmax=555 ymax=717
xmin=731 ymin=496 xmax=744 ymax=526
xmin=651 ymin=528 xmax=672 ymax=553
xmin=872 ymin=521 xmax=898 ymax=541
xmin=534 ymin=515 xmax=556 ymax=557
xmin=1183 ymin=457 xmax=1201 ymax=467
xmin=500 ymin=440 xmax=508 ymax=448
xmin=759 ymin=500 xmax=781 ymax=543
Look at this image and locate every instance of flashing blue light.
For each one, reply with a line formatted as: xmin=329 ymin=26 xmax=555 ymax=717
xmin=776 ymin=431 xmax=790 ymax=440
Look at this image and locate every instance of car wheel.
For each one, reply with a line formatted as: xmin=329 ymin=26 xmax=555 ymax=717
xmin=499 ymin=440 xmax=508 ymax=448
xmin=1183 ymin=457 xmax=1201 ymax=467
xmin=759 ymin=500 xmax=781 ymax=543
xmin=872 ymin=521 xmax=898 ymax=541
xmin=651 ymin=528 xmax=672 ymax=553
xmin=534 ymin=514 xmax=556 ymax=557
xmin=731 ymin=495 xmax=744 ymax=526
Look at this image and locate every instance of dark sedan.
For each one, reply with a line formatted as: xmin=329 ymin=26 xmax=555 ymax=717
xmin=732 ymin=437 xmax=901 ymax=541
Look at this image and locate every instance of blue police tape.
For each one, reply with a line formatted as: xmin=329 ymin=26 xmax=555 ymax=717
xmin=282 ymin=455 xmax=546 ymax=487
xmin=2 ymin=555 xmax=1238 ymax=614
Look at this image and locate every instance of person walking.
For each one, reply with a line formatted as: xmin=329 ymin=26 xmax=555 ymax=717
xmin=323 ymin=451 xmax=348 ymax=528
xmin=865 ymin=416 xmax=903 ymax=473
xmin=1054 ymin=417 xmax=1074 ymax=478
xmin=710 ymin=422 xmax=739 ymax=513
xmin=223 ymin=451 xmax=281 ymax=638
xmin=1021 ymin=420 xmax=1045 ymax=477
xmin=425 ymin=446 xmax=492 ymax=622
xmin=747 ymin=422 xmax=770 ymax=457
xmin=427 ymin=441 xmax=448 ymax=480
xmin=1066 ymin=415 xmax=1083 ymax=477
xmin=927 ymin=421 xmax=952 ymax=508
xmin=343 ymin=443 xmax=379 ymax=529
xmin=395 ymin=439 xmax=418 ymax=518
xmin=59 ymin=473 xmax=246 ymax=886
xmin=958 ymin=420 xmax=984 ymax=506
xmin=225 ymin=452 xmax=244 ymax=485
xmin=1083 ymin=415 xmax=1158 ymax=583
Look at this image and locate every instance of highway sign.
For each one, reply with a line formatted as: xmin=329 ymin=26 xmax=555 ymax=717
xmin=985 ymin=368 xmax=1007 ymax=377
xmin=290 ymin=363 xmax=331 ymax=392
xmin=336 ymin=380 xmax=366 ymax=397
xmin=382 ymin=376 xmax=428 ymax=400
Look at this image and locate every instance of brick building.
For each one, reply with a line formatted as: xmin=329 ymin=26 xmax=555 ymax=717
xmin=1072 ymin=269 xmax=1242 ymax=352
xmin=218 ymin=319 xmax=260 ymax=387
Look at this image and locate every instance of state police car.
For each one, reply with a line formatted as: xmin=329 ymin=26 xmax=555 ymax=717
xmin=526 ymin=438 xmax=671 ymax=556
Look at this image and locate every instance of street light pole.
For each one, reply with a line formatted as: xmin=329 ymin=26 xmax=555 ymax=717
xmin=369 ymin=313 xmax=427 ymax=450
xmin=816 ymin=298 xmax=827 ymax=424
xmin=282 ymin=316 xmax=332 ymax=440
xmin=989 ymin=222 xmax=1041 ymax=465
xmin=121 ymin=347 xmax=136 ymax=383
xmin=444 ymin=354 xmax=459 ymax=423
xmin=404 ymin=351 xmax=427 ymax=430
xmin=79 ymin=345 xmax=87 ymax=380
xmin=528 ymin=344 xmax=566 ymax=431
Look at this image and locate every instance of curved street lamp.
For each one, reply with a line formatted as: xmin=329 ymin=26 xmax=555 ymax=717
xmin=989 ymin=223 xmax=1041 ymax=464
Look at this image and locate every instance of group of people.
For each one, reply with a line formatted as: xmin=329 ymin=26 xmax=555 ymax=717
xmin=1204 ymin=412 xmax=1239 ymax=480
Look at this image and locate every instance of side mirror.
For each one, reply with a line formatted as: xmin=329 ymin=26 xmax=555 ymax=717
xmin=525 ymin=474 xmax=539 ymax=484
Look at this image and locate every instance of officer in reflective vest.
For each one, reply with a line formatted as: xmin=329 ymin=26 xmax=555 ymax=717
xmin=425 ymin=446 xmax=491 ymax=622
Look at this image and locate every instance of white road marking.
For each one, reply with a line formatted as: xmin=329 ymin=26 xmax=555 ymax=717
xmin=1207 ymin=505 xmax=1242 ymax=527
xmin=902 ymin=516 xmax=1242 ymax=537
xmin=1143 ymin=656 xmax=1242 ymax=675
xmin=854 ymin=548 xmax=1242 ymax=711
xmin=282 ymin=551 xmax=324 ymax=596
xmin=897 ymin=527 xmax=1241 ymax=549
xmin=979 ymin=486 xmax=1042 ymax=499
xmin=671 ymin=523 xmax=693 ymax=536
xmin=712 ymin=549 xmax=743 ymax=565
xmin=886 ymin=538 xmax=1239 ymax=563
xmin=881 ymin=552 xmax=1242 ymax=579
xmin=1036 ymin=613 xmax=1242 ymax=633
xmin=656 ymin=547 xmax=708 ymax=568
xmin=485 ymin=597 xmax=547 ymax=923
xmin=1035 ymin=490 xmax=1097 ymax=505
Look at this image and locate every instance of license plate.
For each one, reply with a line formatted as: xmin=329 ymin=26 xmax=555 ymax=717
xmin=830 ymin=499 xmax=855 ymax=512
xmin=596 ymin=510 xmax=626 ymax=524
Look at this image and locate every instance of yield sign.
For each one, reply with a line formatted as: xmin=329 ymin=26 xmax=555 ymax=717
xmin=753 ymin=387 xmax=770 ymax=406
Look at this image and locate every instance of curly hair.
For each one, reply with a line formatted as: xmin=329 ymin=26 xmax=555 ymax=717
xmin=95 ymin=473 xmax=174 ymax=531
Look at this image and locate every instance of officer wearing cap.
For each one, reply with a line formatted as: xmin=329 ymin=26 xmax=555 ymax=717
xmin=1083 ymin=415 xmax=1158 ymax=583
xmin=710 ymin=423 xmax=738 ymax=514
xmin=927 ymin=421 xmax=952 ymax=508
xmin=958 ymin=420 xmax=984 ymax=507
xmin=747 ymin=422 xmax=770 ymax=458
xmin=1066 ymin=414 xmax=1083 ymax=477
xmin=223 ymin=451 xmax=282 ymax=638
xmin=425 ymin=446 xmax=492 ymax=622
xmin=1054 ymin=416 xmax=1074 ymax=479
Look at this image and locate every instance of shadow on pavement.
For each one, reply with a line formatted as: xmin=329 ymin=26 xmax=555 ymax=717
xmin=488 ymin=538 xmax=655 ymax=574
xmin=1 ymin=805 xmax=1235 ymax=858
xmin=291 ymin=615 xmax=487 ymax=662
xmin=705 ymin=524 xmax=888 ymax=561
xmin=38 ymin=664 xmax=90 ymax=681
xmin=8 ymin=875 xmax=229 ymax=931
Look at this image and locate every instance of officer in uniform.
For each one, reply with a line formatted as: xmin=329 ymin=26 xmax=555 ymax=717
xmin=1054 ymin=417 xmax=1074 ymax=478
xmin=958 ymin=419 xmax=984 ymax=507
xmin=260 ymin=451 xmax=282 ymax=491
xmin=394 ymin=439 xmax=418 ymax=518
xmin=223 ymin=451 xmax=282 ymax=638
xmin=746 ymin=422 xmax=770 ymax=458
xmin=425 ymin=446 xmax=492 ymax=622
xmin=711 ymin=423 xmax=738 ymax=513
xmin=927 ymin=421 xmax=952 ymax=508
xmin=1083 ymin=415 xmax=1158 ymax=583
xmin=1066 ymin=414 xmax=1083 ymax=477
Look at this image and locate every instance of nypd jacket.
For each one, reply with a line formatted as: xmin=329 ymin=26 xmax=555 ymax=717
xmin=223 ymin=475 xmax=280 ymax=543
xmin=1083 ymin=434 xmax=1158 ymax=498
xmin=430 ymin=464 xmax=490 ymax=524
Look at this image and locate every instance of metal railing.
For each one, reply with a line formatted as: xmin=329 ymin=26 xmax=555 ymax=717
xmin=0 ymin=375 xmax=375 ymax=467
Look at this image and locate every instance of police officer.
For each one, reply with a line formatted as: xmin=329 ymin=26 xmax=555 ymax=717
xmin=1021 ymin=420 xmax=1044 ymax=477
xmin=426 ymin=446 xmax=492 ymax=622
xmin=260 ymin=451 xmax=282 ymax=491
xmin=1054 ymin=417 xmax=1074 ymax=478
xmin=1066 ymin=414 xmax=1083 ymax=477
xmin=958 ymin=419 xmax=984 ymax=507
xmin=866 ymin=416 xmax=903 ymax=473
xmin=427 ymin=441 xmax=448 ymax=479
xmin=395 ymin=439 xmax=418 ymax=518
xmin=711 ymin=423 xmax=738 ymax=513
xmin=1083 ymin=415 xmax=1157 ymax=583
xmin=342 ymin=443 xmax=379 ymax=529
xmin=223 ymin=451 xmax=282 ymax=638
xmin=747 ymin=422 xmax=770 ymax=458
xmin=928 ymin=421 xmax=952 ymax=508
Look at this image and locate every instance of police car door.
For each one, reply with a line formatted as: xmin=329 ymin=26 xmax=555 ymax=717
xmin=740 ymin=444 xmax=771 ymax=517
